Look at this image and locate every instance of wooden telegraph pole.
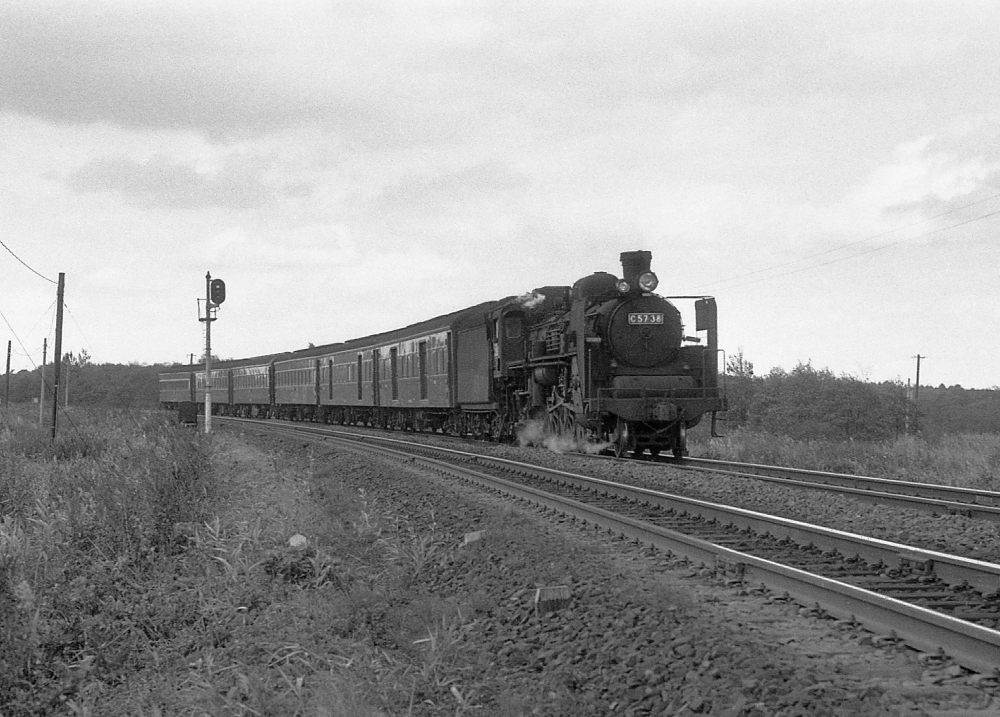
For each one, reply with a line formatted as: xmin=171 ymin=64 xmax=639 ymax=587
xmin=908 ymin=354 xmax=925 ymax=436
xmin=50 ymin=273 xmax=65 ymax=439
xmin=4 ymin=340 xmax=10 ymax=412
xmin=39 ymin=338 xmax=46 ymax=425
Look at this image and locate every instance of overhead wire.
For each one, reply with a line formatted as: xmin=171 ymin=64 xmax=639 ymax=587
xmin=0 ymin=305 xmax=39 ymax=373
xmin=0 ymin=237 xmax=57 ymax=284
xmin=708 ymin=206 xmax=1000 ymax=291
xmin=1 ymin=300 xmax=55 ymax=365
xmin=693 ymin=190 xmax=1000 ymax=292
xmin=1 ymin=300 xmax=84 ymax=439
xmin=26 ymin=299 xmax=58 ymax=341
xmin=64 ymin=303 xmax=97 ymax=358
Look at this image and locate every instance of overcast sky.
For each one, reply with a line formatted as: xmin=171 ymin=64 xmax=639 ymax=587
xmin=2 ymin=1 xmax=998 ymax=388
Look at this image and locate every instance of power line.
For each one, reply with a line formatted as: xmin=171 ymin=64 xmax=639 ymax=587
xmin=0 ymin=237 xmax=57 ymax=285
xmin=694 ymin=191 xmax=1000 ymax=292
xmin=0 ymin=306 xmax=39 ymax=372
xmin=64 ymin=303 xmax=97 ymax=358
xmin=1 ymin=298 xmax=57 ymax=371
xmin=1 ymin=294 xmax=83 ymax=439
xmin=698 ymin=201 xmax=1000 ymax=293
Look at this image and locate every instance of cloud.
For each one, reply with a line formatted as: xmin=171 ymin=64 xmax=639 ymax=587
xmin=374 ymin=161 xmax=531 ymax=210
xmin=3 ymin=1 xmax=996 ymax=154
xmin=849 ymin=134 xmax=1000 ymax=215
xmin=196 ymin=223 xmax=359 ymax=269
xmin=64 ymin=153 xmax=309 ymax=209
xmin=0 ymin=2 xmax=381 ymax=141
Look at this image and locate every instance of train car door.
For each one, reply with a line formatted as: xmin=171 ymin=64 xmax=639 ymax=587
xmin=313 ymin=358 xmax=321 ymax=412
xmin=268 ymin=362 xmax=276 ymax=415
xmin=372 ymin=348 xmax=381 ymax=406
xmin=390 ymin=347 xmax=399 ymax=401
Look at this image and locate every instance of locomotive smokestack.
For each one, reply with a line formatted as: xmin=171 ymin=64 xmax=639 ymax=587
xmin=620 ymin=250 xmax=652 ymax=286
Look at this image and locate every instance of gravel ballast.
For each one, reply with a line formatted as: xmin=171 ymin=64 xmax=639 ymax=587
xmin=264 ymin=430 xmax=1000 ymax=716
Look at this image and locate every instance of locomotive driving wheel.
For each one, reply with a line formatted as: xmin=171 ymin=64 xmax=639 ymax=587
xmin=610 ymin=418 xmax=635 ymax=458
xmin=544 ymin=406 xmax=578 ymax=445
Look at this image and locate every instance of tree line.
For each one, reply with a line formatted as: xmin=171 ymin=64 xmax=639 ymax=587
xmin=3 ymin=351 xmax=164 ymax=410
xmin=724 ymin=349 xmax=1000 ymax=441
xmin=4 ymin=349 xmax=999 ymax=440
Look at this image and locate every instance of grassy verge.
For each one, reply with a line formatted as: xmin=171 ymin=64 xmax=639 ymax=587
xmin=691 ymin=427 xmax=1000 ymax=490
xmin=0 ymin=408 xmax=217 ymax=715
xmin=7 ymin=408 xmax=998 ymax=714
xmin=0 ymin=411 xmax=494 ymax=716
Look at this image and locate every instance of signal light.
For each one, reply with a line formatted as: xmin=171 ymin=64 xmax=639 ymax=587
xmin=616 ymin=280 xmax=631 ymax=294
xmin=210 ymin=279 xmax=226 ymax=305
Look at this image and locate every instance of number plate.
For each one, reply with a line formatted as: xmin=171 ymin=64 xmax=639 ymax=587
xmin=628 ymin=313 xmax=664 ymax=325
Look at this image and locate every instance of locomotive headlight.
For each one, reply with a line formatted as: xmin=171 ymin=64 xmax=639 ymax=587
xmin=638 ymin=271 xmax=659 ymax=292
xmin=616 ymin=280 xmax=631 ymax=294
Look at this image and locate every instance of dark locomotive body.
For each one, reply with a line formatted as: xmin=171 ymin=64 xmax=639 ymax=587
xmin=492 ymin=250 xmax=723 ymax=456
xmin=159 ymin=250 xmax=725 ymax=456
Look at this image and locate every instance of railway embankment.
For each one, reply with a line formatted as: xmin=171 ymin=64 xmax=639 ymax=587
xmin=3 ymin=411 xmax=1000 ymax=714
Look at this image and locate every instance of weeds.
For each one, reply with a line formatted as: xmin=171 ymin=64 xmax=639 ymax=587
xmin=693 ymin=427 xmax=1000 ymax=488
xmin=376 ymin=512 xmax=447 ymax=583
xmin=0 ymin=409 xmax=219 ymax=714
xmin=1 ymin=410 xmax=500 ymax=715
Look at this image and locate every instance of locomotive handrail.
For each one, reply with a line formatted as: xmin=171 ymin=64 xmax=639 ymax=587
xmin=702 ymin=347 xmax=726 ymax=395
xmin=517 ymin=356 xmax=573 ymax=367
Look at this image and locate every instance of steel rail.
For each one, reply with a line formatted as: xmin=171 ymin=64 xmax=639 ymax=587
xmin=680 ymin=456 xmax=1000 ymax=508
xmin=458 ymin=449 xmax=1000 ymax=597
xmin=668 ymin=460 xmax=1000 ymax=523
xmin=216 ymin=417 xmax=1000 ymax=671
xmin=323 ymin=431 xmax=1000 ymax=674
xmin=220 ymin=417 xmax=1000 ymax=596
xmin=216 ymin=415 xmax=1000 ymax=521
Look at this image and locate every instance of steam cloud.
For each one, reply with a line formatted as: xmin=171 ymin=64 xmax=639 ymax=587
xmin=516 ymin=291 xmax=546 ymax=309
xmin=515 ymin=417 xmax=610 ymax=455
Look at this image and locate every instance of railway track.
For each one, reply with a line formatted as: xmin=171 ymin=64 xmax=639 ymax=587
xmin=224 ymin=414 xmax=1000 ymax=523
xmin=661 ymin=456 xmax=1000 ymax=523
xmin=217 ymin=416 xmax=1000 ymax=674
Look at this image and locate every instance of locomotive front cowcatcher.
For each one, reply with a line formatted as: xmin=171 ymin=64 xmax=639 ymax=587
xmin=493 ymin=250 xmax=725 ymax=457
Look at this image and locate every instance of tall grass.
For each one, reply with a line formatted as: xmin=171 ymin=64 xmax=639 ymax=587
xmin=0 ymin=408 xmax=217 ymax=710
xmin=692 ymin=427 xmax=1000 ymax=490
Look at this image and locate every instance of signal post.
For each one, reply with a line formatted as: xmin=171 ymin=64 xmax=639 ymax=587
xmin=199 ymin=272 xmax=226 ymax=433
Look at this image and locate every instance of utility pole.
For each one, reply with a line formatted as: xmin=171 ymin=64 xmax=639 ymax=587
xmin=908 ymin=354 xmax=925 ymax=436
xmin=39 ymin=338 xmax=47 ymax=426
xmin=904 ymin=379 xmax=911 ymax=435
xmin=4 ymin=341 xmax=10 ymax=412
xmin=50 ymin=273 xmax=65 ymax=439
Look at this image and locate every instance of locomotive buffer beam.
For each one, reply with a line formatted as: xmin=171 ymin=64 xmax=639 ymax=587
xmin=595 ymin=396 xmax=680 ymax=422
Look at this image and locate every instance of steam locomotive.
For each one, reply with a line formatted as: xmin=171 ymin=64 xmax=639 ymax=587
xmin=159 ymin=250 xmax=725 ymax=457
